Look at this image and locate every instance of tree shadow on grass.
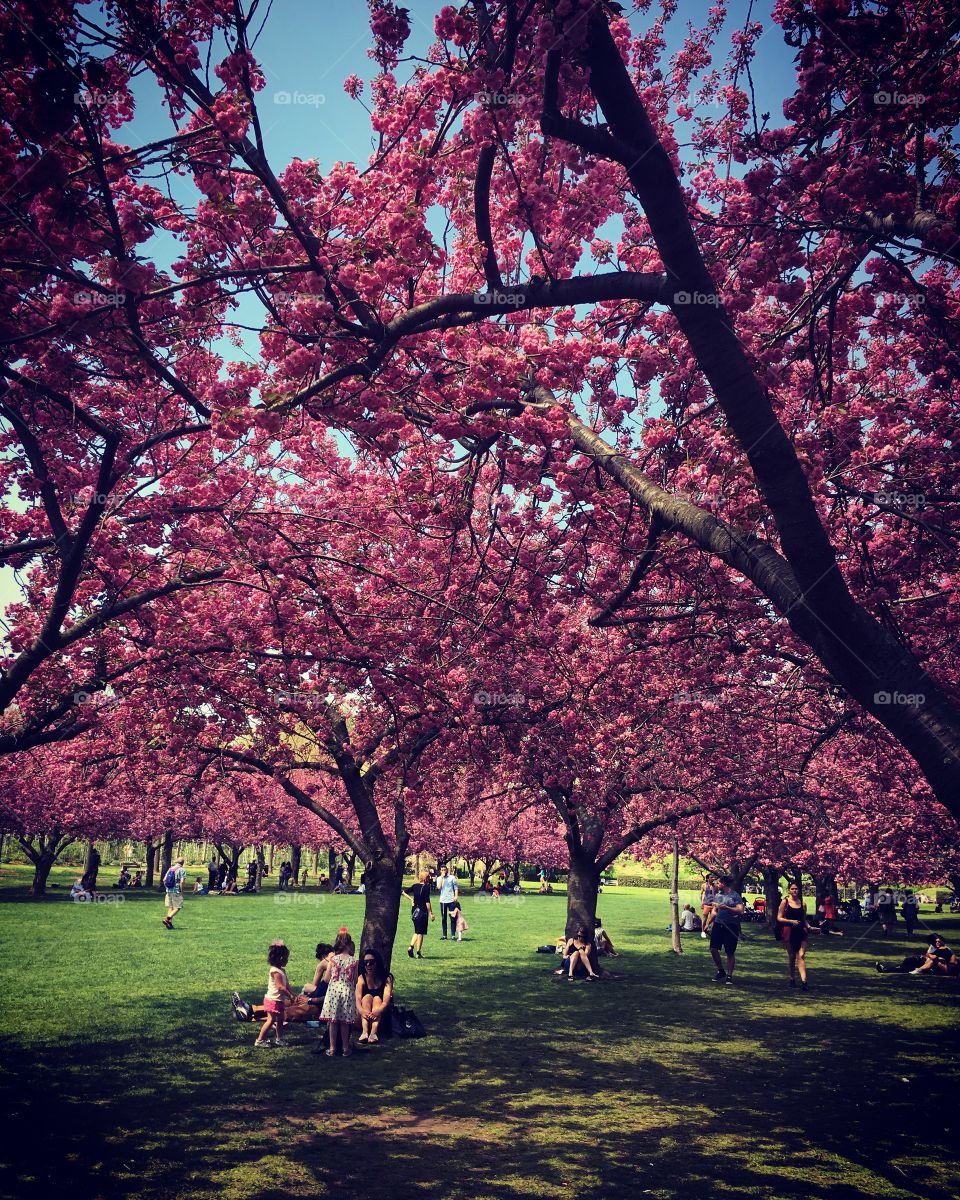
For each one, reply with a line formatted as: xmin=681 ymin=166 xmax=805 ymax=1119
xmin=2 ymin=944 xmax=959 ymax=1200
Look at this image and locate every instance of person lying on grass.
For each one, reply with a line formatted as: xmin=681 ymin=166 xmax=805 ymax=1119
xmin=874 ymin=936 xmax=959 ymax=975
xmin=909 ymin=936 xmax=959 ymax=976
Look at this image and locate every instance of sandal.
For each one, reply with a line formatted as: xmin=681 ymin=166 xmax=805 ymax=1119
xmin=324 ymin=1049 xmax=335 ymax=1057
xmin=358 ymin=1034 xmax=369 ymax=1044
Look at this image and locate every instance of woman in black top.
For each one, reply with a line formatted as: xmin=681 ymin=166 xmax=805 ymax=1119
xmin=356 ymin=947 xmax=394 ymax=1042
xmin=777 ymin=882 xmax=810 ymax=991
xmin=406 ymin=870 xmax=434 ymax=958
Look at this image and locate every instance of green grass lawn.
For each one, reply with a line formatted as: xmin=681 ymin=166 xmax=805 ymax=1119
xmin=1 ymin=863 xmax=958 ymax=1200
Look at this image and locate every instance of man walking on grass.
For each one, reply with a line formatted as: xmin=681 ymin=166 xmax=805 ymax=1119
xmin=437 ymin=865 xmax=459 ymax=940
xmin=710 ymin=875 xmax=745 ymax=986
xmin=162 ymin=857 xmax=186 ymax=930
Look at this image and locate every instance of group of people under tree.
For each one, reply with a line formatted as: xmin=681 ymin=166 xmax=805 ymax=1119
xmin=246 ymin=932 xmax=394 ymax=1054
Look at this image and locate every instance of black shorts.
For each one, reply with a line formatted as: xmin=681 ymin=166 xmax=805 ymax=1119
xmin=787 ymin=924 xmax=807 ymax=952
xmin=710 ymin=923 xmax=740 ymax=956
xmin=412 ymin=912 xmax=429 ymax=936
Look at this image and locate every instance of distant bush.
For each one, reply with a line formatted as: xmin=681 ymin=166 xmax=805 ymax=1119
xmin=611 ymin=877 xmax=701 ymax=889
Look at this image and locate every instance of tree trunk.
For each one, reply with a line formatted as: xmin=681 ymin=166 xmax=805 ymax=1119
xmin=815 ymin=874 xmax=835 ymax=912
xmin=21 ymin=831 xmax=71 ymax=896
xmin=227 ymin=843 xmax=243 ymax=879
xmin=145 ymin=839 xmax=155 ymax=887
xmin=346 ymin=851 xmax=356 ymax=886
xmin=569 ymin=9 xmax=960 ymax=813
xmin=255 ymin=845 xmax=266 ymax=887
xmin=762 ymin=866 xmax=782 ymax=933
xmin=158 ymin=830 xmax=173 ymax=889
xmin=290 ymin=844 xmax=302 ymax=885
xmin=565 ymin=850 xmax=601 ymax=938
xmin=268 ymin=843 xmax=275 ymax=874
xmin=328 ymin=848 xmax=337 ymax=888
xmin=669 ymin=839 xmax=682 ymax=954
xmin=465 ymin=857 xmax=477 ymax=887
xmin=29 ymin=851 xmax=56 ymax=896
xmin=360 ymin=854 xmax=405 ymax=972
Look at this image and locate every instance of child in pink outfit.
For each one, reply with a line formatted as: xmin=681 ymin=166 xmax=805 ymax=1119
xmin=255 ymin=941 xmax=293 ymax=1047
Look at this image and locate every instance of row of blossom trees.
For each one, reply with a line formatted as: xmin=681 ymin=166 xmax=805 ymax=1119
xmin=2 ymin=2 xmax=958 ymax=959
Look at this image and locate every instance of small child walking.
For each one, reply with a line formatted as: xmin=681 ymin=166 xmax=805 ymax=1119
xmin=255 ymin=941 xmax=293 ymax=1048
xmin=449 ymin=896 xmax=467 ymax=941
xmin=320 ymin=931 xmax=359 ymax=1056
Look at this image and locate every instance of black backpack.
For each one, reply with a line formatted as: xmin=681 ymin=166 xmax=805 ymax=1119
xmin=392 ymin=1005 xmax=427 ymax=1038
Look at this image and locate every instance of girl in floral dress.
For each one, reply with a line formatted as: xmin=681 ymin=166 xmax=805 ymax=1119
xmin=320 ymin=931 xmax=359 ymax=1056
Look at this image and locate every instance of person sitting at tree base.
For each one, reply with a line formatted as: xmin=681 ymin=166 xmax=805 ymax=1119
xmin=555 ymin=928 xmax=600 ymax=981
xmin=594 ymin=917 xmax=619 ymax=956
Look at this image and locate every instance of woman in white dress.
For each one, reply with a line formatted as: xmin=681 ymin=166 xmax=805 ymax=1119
xmin=320 ymin=931 xmax=358 ymax=1056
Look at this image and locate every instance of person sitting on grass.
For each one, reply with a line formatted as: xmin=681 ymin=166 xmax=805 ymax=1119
xmin=193 ymin=876 xmax=207 ymax=895
xmin=131 ymin=871 xmax=143 ymax=888
xmin=234 ymin=942 xmax=335 ymax=1027
xmin=909 ymin=936 xmax=959 ymax=976
xmin=679 ymin=904 xmax=701 ymax=933
xmin=594 ymin=918 xmax=619 ymax=956
xmin=302 ymin=942 xmax=335 ymax=1009
xmin=556 ymin=928 xmax=600 ymax=982
xmin=70 ymin=877 xmax=91 ymax=901
xmin=356 ymin=947 xmax=394 ymax=1043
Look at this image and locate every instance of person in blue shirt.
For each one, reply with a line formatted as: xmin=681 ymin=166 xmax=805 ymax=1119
xmin=436 ymin=865 xmax=459 ymax=940
xmin=709 ymin=876 xmax=745 ymax=985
